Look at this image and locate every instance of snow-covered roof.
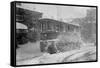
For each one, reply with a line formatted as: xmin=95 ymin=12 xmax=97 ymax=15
xmin=39 ymin=18 xmax=80 ymax=27
xmin=65 ymin=22 xmax=80 ymax=26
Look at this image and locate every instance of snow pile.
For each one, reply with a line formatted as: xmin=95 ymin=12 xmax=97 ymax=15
xmin=16 ymin=41 xmax=42 ymax=61
xmin=56 ymin=32 xmax=82 ymax=52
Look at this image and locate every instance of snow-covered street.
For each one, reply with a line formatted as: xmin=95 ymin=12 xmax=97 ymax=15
xmin=17 ymin=45 xmax=96 ymax=65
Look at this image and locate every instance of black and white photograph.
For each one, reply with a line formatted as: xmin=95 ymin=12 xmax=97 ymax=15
xmin=14 ymin=2 xmax=97 ymax=66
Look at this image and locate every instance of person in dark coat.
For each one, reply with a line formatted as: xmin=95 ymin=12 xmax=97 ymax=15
xmin=47 ymin=41 xmax=57 ymax=54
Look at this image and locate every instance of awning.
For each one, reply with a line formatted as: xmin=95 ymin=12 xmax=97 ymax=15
xmin=16 ymin=22 xmax=28 ymax=29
